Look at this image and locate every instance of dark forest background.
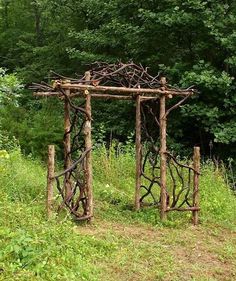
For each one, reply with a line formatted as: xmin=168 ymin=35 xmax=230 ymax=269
xmin=0 ymin=0 xmax=235 ymax=163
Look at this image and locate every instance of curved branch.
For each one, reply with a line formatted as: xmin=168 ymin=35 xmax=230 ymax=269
xmin=165 ymin=152 xmax=200 ymax=174
xmin=165 ymin=94 xmax=191 ymax=117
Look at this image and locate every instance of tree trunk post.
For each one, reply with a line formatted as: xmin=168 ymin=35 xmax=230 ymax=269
xmin=64 ymin=90 xmax=72 ymax=200
xmin=47 ymin=145 xmax=55 ymax=218
xmin=84 ymin=89 xmax=93 ymax=219
xmin=135 ymin=94 xmax=141 ymax=210
xmin=160 ymin=95 xmax=167 ymax=220
xmin=193 ymin=146 xmax=200 ymax=225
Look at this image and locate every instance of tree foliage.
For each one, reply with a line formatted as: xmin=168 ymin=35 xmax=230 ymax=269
xmin=0 ymin=68 xmax=22 ymax=104
xmin=0 ymin=0 xmax=235 ymax=159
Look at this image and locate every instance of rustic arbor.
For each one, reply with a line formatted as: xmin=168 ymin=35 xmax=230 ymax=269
xmin=31 ymin=62 xmax=200 ymax=224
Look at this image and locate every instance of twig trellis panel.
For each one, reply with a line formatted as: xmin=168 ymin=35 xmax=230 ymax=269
xmin=30 ymin=62 xmax=200 ymax=224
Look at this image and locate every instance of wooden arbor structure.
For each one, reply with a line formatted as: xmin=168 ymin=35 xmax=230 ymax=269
xmin=31 ymin=62 xmax=200 ymax=224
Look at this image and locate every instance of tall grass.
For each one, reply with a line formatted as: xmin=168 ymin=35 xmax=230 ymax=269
xmin=0 ymin=149 xmax=112 ymax=280
xmin=200 ymin=163 xmax=236 ymax=227
xmin=93 ymin=144 xmax=135 ymax=203
xmin=0 ymin=147 xmax=235 ymax=280
xmin=0 ymin=149 xmax=45 ymax=203
xmin=0 ymin=146 xmax=235 ymax=226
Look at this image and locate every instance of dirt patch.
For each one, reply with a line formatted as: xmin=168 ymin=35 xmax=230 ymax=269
xmin=76 ymin=219 xmax=165 ymax=242
xmin=75 ymin=221 xmax=236 ymax=281
xmin=170 ymin=226 xmax=236 ymax=281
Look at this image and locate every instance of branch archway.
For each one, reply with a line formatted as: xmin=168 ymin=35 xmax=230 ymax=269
xmin=30 ymin=62 xmax=200 ymax=225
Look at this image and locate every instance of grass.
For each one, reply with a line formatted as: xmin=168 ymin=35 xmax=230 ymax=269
xmin=0 ymin=147 xmax=235 ymax=280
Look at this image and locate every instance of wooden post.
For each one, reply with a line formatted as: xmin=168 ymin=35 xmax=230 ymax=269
xmin=160 ymin=95 xmax=167 ymax=220
xmin=135 ymin=94 xmax=141 ymax=210
xmin=64 ymin=90 xmax=72 ymax=199
xmin=84 ymin=90 xmax=93 ymax=218
xmin=193 ymin=146 xmax=200 ymax=225
xmin=47 ymin=145 xmax=55 ymax=218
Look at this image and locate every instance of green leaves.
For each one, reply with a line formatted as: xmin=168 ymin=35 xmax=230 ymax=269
xmin=0 ymin=0 xmax=235 ymax=159
xmin=180 ymin=62 xmax=233 ymax=91
xmin=0 ymin=68 xmax=22 ymax=105
xmin=214 ymin=121 xmax=236 ymax=144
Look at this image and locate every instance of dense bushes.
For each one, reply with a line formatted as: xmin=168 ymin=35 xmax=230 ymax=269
xmin=0 ymin=1 xmax=236 ymax=161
